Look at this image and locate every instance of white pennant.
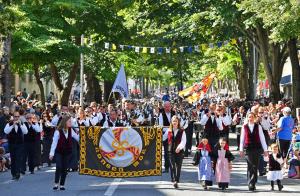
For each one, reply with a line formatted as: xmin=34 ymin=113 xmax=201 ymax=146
xmin=166 ymin=48 xmax=170 ymax=53
xmin=135 ymin=46 xmax=140 ymax=53
xmin=194 ymin=45 xmax=199 ymax=52
xmin=150 ymin=47 xmax=155 ymax=53
xmin=120 ymin=45 xmax=124 ymax=50
xmin=238 ymin=37 xmax=243 ymax=42
xmin=105 ymin=42 xmax=110 ymax=49
xmin=179 ymin=46 xmax=184 ymax=52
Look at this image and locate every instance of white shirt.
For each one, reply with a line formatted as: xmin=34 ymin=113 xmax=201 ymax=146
xmin=4 ymin=123 xmax=28 ymax=135
xmin=162 ymin=128 xmax=186 ymax=151
xmin=200 ymin=114 xmax=223 ymax=130
xmin=239 ymin=123 xmax=268 ymax=151
xmin=221 ymin=114 xmax=232 ymax=126
xmin=49 ymin=129 xmax=79 ymax=156
xmin=26 ymin=122 xmax=43 ymax=133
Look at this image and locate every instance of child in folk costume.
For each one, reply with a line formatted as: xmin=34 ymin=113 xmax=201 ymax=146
xmin=197 ymin=137 xmax=214 ymax=189
xmin=266 ymin=143 xmax=284 ymax=191
xmin=213 ymin=138 xmax=234 ymax=190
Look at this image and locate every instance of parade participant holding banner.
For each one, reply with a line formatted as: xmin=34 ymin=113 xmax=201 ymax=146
xmin=49 ymin=115 xmax=79 ymax=190
xmin=239 ymin=112 xmax=268 ymax=191
xmin=163 ymin=115 xmax=186 ymax=188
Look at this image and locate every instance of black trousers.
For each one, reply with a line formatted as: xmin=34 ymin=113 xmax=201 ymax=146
xmin=168 ymin=151 xmax=184 ymax=182
xmin=42 ymin=137 xmax=52 ymax=165
xmin=278 ymin=139 xmax=290 ymax=159
xmin=9 ymin=143 xmax=23 ymax=177
xmin=185 ymin=123 xmax=193 ymax=152
xmin=245 ymin=149 xmax=261 ymax=186
xmin=163 ymin=140 xmax=170 ymax=170
xmin=55 ymin=153 xmax=71 ymax=186
xmin=22 ymin=142 xmax=35 ymax=172
xmin=208 ymin=137 xmax=219 ymax=149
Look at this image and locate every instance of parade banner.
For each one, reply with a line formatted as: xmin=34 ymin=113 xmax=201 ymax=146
xmin=79 ymin=126 xmax=162 ymax=178
xmin=179 ymin=73 xmax=215 ymax=103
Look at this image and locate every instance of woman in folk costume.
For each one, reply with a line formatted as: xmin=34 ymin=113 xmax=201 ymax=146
xmin=213 ymin=137 xmax=234 ymax=190
xmin=163 ymin=115 xmax=186 ymax=189
xmin=267 ymin=143 xmax=284 ymax=191
xmin=49 ymin=115 xmax=79 ymax=190
xmin=197 ymin=137 xmax=214 ymax=189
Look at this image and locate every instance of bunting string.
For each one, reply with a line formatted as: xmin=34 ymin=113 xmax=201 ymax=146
xmin=103 ymin=37 xmax=243 ymax=54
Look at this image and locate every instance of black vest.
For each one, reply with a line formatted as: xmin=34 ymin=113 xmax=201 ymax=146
xmin=7 ymin=123 xmax=24 ymax=144
xmin=106 ymin=120 xmax=124 ymax=127
xmin=204 ymin=117 xmax=220 ymax=138
xmin=24 ymin=122 xmax=37 ymax=143
xmin=269 ymin=153 xmax=282 ymax=171
xmin=161 ymin=111 xmax=175 ymax=126
xmin=168 ymin=129 xmax=184 ymax=153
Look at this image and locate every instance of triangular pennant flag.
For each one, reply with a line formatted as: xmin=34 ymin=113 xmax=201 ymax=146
xmin=166 ymin=48 xmax=170 ymax=53
xmin=217 ymin=42 xmax=223 ymax=48
xmin=150 ymin=47 xmax=155 ymax=53
xmin=105 ymin=42 xmax=110 ymax=49
xmin=173 ymin=48 xmax=178 ymax=53
xmin=201 ymin=44 xmax=207 ymax=51
xmin=209 ymin=43 xmax=214 ymax=48
xmin=120 ymin=45 xmax=124 ymax=50
xmin=187 ymin=46 xmax=193 ymax=53
xmin=112 ymin=44 xmax=117 ymax=50
xmin=157 ymin=47 xmax=163 ymax=54
xmin=223 ymin=40 xmax=229 ymax=46
xmin=128 ymin=45 xmax=132 ymax=49
xmin=111 ymin=64 xmax=129 ymax=98
xmin=231 ymin=39 xmax=237 ymax=45
xmin=238 ymin=37 xmax=243 ymax=42
xmin=142 ymin=47 xmax=147 ymax=53
xmin=135 ymin=46 xmax=140 ymax=53
xmin=194 ymin=45 xmax=200 ymax=52
xmin=179 ymin=46 xmax=184 ymax=53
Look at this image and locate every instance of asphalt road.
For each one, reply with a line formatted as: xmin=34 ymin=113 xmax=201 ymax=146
xmin=1 ymin=133 xmax=300 ymax=196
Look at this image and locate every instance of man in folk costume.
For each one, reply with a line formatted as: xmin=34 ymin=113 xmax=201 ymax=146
xmin=103 ymin=110 xmax=125 ymax=127
xmin=239 ymin=112 xmax=268 ymax=191
xmin=159 ymin=101 xmax=175 ymax=173
xmin=200 ymin=103 xmax=223 ymax=148
xmin=51 ymin=105 xmax=69 ymax=127
xmin=4 ymin=111 xmax=28 ymax=180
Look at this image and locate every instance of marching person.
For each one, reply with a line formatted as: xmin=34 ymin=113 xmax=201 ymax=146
xmin=266 ymin=143 xmax=284 ymax=191
xmin=232 ymin=106 xmax=246 ymax=150
xmin=200 ymin=103 xmax=223 ymax=148
xmin=4 ymin=111 xmax=28 ymax=180
xmin=159 ymin=101 xmax=175 ymax=173
xmin=49 ymin=115 xmax=79 ymax=190
xmin=102 ymin=109 xmax=125 ymax=127
xmin=239 ymin=112 xmax=268 ymax=191
xmin=41 ymin=111 xmax=55 ymax=167
xmin=163 ymin=115 xmax=186 ymax=188
xmin=22 ymin=113 xmax=42 ymax=174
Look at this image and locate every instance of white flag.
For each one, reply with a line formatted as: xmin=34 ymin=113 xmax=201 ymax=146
xmin=135 ymin=46 xmax=140 ymax=53
xmin=166 ymin=48 xmax=170 ymax=53
xmin=105 ymin=42 xmax=110 ymax=49
xmin=179 ymin=46 xmax=184 ymax=52
xmin=111 ymin=64 xmax=129 ymax=98
xmin=150 ymin=47 xmax=155 ymax=53
xmin=120 ymin=45 xmax=124 ymax=50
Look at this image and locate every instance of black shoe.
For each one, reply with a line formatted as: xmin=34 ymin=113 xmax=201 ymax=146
xmin=278 ymin=185 xmax=283 ymax=191
xmin=60 ymin=186 xmax=65 ymax=190
xmin=20 ymin=171 xmax=25 ymax=175
xmin=248 ymin=185 xmax=255 ymax=191
xmin=30 ymin=171 xmax=34 ymax=174
xmin=173 ymin=182 xmax=178 ymax=189
xmin=15 ymin=175 xmax=20 ymax=180
xmin=271 ymin=186 xmax=274 ymax=191
xmin=53 ymin=185 xmax=58 ymax=190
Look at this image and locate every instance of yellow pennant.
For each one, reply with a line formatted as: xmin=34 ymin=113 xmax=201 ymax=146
xmin=112 ymin=44 xmax=117 ymax=50
xmin=142 ymin=47 xmax=147 ymax=53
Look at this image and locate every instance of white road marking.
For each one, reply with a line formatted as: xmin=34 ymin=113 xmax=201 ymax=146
xmin=104 ymin=178 xmax=122 ymax=196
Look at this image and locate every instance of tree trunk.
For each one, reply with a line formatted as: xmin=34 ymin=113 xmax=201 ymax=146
xmin=256 ymin=25 xmax=287 ymax=102
xmin=288 ymin=38 xmax=300 ymax=110
xmin=0 ymin=34 xmax=12 ymax=107
xmin=104 ymin=80 xmax=113 ymax=103
xmin=33 ymin=64 xmax=45 ymax=108
xmin=85 ymin=72 xmax=101 ymax=104
xmin=93 ymin=76 xmax=101 ymax=104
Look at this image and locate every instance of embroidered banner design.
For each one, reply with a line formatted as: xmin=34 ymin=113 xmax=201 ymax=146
xmin=79 ymin=126 xmax=162 ymax=178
